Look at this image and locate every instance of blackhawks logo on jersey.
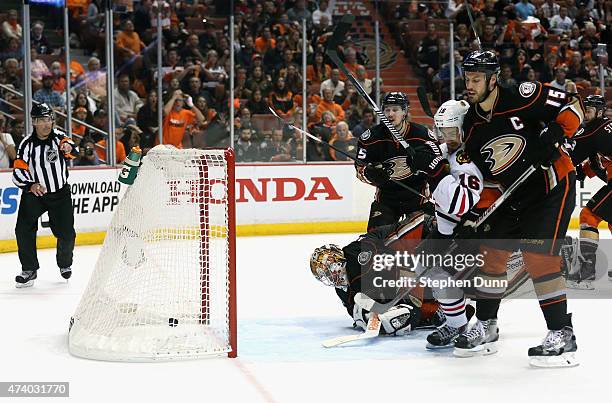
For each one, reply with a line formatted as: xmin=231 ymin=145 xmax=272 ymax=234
xmin=481 ymin=135 xmax=526 ymax=175
xmin=455 ymin=150 xmax=471 ymax=164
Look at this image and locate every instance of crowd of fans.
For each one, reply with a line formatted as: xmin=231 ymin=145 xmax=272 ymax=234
xmin=0 ymin=0 xmax=370 ymax=166
xmin=392 ymin=0 xmax=610 ymax=104
xmin=0 ymin=0 xmax=610 ymax=167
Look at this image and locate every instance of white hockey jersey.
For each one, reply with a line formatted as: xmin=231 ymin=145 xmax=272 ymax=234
xmin=433 ymin=143 xmax=484 ymax=235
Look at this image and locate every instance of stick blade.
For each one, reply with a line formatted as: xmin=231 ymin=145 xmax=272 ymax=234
xmin=417 ymin=86 xmax=434 ymax=118
xmin=325 ymin=14 xmax=355 ymax=55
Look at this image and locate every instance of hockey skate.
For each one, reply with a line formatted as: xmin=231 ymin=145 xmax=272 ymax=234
xmin=15 ymin=270 xmax=37 ymax=288
xmin=453 ymin=319 xmax=499 ymax=357
xmin=528 ymin=326 xmax=578 ymax=368
xmin=608 ymin=268 xmax=612 ymax=282
xmin=60 ymin=267 xmax=72 ymax=280
xmin=426 ymin=323 xmax=468 ymax=349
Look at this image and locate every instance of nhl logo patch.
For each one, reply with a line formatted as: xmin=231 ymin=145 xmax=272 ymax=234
xmin=360 ymin=129 xmax=371 ymax=140
xmin=357 ymin=251 xmax=372 ymax=265
xmin=519 ymin=82 xmax=536 ymax=98
xmin=46 ymin=148 xmax=58 ymax=163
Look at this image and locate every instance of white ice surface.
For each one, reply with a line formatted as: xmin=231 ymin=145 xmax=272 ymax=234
xmin=0 ymin=231 xmax=610 ymax=403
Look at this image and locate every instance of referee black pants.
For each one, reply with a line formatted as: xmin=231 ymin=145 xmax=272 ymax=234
xmin=15 ymin=185 xmax=76 ymax=271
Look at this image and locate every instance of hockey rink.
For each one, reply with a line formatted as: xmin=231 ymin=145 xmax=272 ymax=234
xmin=0 ymin=231 xmax=610 ymax=403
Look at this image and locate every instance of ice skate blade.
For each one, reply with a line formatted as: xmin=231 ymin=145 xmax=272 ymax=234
xmin=453 ymin=343 xmax=498 ymax=358
xmin=15 ymin=281 xmax=34 ymax=288
xmin=567 ymin=280 xmax=594 ymax=290
xmin=529 ymin=352 xmax=579 ymax=368
xmin=426 ymin=343 xmax=454 ymax=350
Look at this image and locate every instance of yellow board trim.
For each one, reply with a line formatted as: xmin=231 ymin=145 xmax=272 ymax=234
xmin=0 ymin=219 xmax=604 ymax=254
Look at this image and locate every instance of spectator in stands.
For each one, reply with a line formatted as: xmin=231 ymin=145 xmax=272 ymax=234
xmin=355 ymin=65 xmax=373 ymax=97
xmin=306 ymin=52 xmax=331 ymax=86
xmin=566 ymin=52 xmax=589 ymax=82
xmin=181 ymin=34 xmax=206 ymax=64
xmin=433 ymin=50 xmax=465 ymax=101
xmin=75 ymin=137 xmax=101 ymax=166
xmin=162 ymin=89 xmax=206 ymax=148
xmin=2 ymin=58 xmax=22 ymax=91
xmin=538 ymin=53 xmax=558 ymax=84
xmin=84 ymin=57 xmax=107 ymax=100
xmin=514 ymin=0 xmax=536 ymax=21
xmin=31 ymin=21 xmax=51 ymax=55
xmin=284 ymin=63 xmax=302 ymax=94
xmin=286 ymin=127 xmax=305 ymax=160
xmin=59 ymin=47 xmax=85 ymax=85
xmin=239 ymin=35 xmax=257 ymax=70
xmin=246 ymin=65 xmax=271 ymax=98
xmin=498 ymin=64 xmax=518 ymax=89
xmin=30 ymin=48 xmax=50 ymax=90
xmin=579 ymin=22 xmax=600 ymax=49
xmin=329 ymin=121 xmax=356 ymax=161
xmin=114 ymin=74 xmax=143 ymax=124
xmin=541 ymin=0 xmax=560 ymax=19
xmin=320 ymin=68 xmax=345 ymax=99
xmin=549 ymin=66 xmax=570 ymax=91
xmin=95 ymin=135 xmax=127 ymax=165
xmin=255 ymin=27 xmax=276 ymax=54
xmin=512 ymin=49 xmax=532 ymax=82
xmin=136 ymin=90 xmax=159 ymax=152
xmin=235 ymin=67 xmax=251 ymax=99
xmin=549 ymin=7 xmax=574 ymax=35
xmin=352 ymin=108 xmax=374 ymax=138
xmin=238 ymin=107 xmax=258 ymax=137
xmin=1 ymin=9 xmax=22 ymax=42
xmin=260 ymin=128 xmax=291 ymax=162
xmin=312 ymin=110 xmax=336 ymax=143
xmin=235 ymin=127 xmax=260 ymax=162
xmin=312 ymin=0 xmax=332 ymax=28
xmin=315 ymin=87 xmax=345 ymax=123
xmin=0 ymin=115 xmax=16 ymax=169
xmin=133 ymin=0 xmax=153 ymax=38
xmin=417 ymin=22 xmax=442 ymax=90
xmin=119 ymin=122 xmax=142 ymax=154
xmin=202 ymin=49 xmax=228 ymax=106
xmin=73 ymin=91 xmax=96 ymax=122
xmin=268 ymin=76 xmax=294 ymax=119
xmin=33 ymin=73 xmax=65 ymax=111
xmin=287 ymin=0 xmax=312 ymax=26
xmin=71 ymin=107 xmax=91 ymax=142
xmin=246 ymin=88 xmax=270 ymax=115
xmin=116 ymin=19 xmax=145 ymax=70
xmin=480 ymin=23 xmax=500 ymax=51
xmin=555 ymin=34 xmax=574 ymax=67
xmin=197 ymin=20 xmax=219 ymax=55
xmin=453 ymin=24 xmax=471 ymax=56
xmin=264 ymin=36 xmax=287 ymax=74
xmin=9 ymin=119 xmax=25 ymax=148
xmin=183 ymin=75 xmax=208 ymax=103
xmin=50 ymin=62 xmax=67 ymax=93
xmin=0 ymin=37 xmax=22 ymax=63
xmin=92 ymin=109 xmax=109 ymax=142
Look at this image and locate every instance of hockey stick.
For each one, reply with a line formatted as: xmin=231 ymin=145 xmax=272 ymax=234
xmin=267 ymin=106 xmax=432 ymax=201
xmin=321 ymin=312 xmax=381 ymax=348
xmin=354 ymin=164 xmax=539 ymax=314
xmin=325 ymin=14 xmax=413 ymax=154
xmin=416 ymin=86 xmax=435 ymax=118
xmin=465 ymin=3 xmax=482 ymax=51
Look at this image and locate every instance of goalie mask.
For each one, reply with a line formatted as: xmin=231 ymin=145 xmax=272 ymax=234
xmin=434 ymin=99 xmax=470 ymax=153
xmin=310 ymin=244 xmax=348 ymax=288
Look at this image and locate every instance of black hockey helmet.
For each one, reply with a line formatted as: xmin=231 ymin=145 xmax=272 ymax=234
xmin=462 ymin=50 xmax=500 ymax=77
xmin=382 ymin=91 xmax=410 ymax=110
xmin=31 ymin=103 xmax=54 ymax=120
xmin=584 ymin=95 xmax=606 ymax=111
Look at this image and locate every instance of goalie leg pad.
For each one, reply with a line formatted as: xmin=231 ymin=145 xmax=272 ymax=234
xmin=379 ymin=304 xmax=414 ymax=336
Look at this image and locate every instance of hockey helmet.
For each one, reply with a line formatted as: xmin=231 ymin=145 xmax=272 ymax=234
xmin=310 ymin=244 xmax=348 ymax=288
xmin=462 ymin=50 xmax=500 ymax=77
xmin=382 ymin=91 xmax=410 ymax=111
xmin=434 ymin=99 xmax=470 ymax=146
xmin=31 ymin=102 xmax=54 ymax=121
xmin=584 ymin=95 xmax=606 ymax=113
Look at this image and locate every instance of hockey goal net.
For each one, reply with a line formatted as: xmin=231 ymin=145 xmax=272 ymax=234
xmin=69 ymin=146 xmax=236 ymax=361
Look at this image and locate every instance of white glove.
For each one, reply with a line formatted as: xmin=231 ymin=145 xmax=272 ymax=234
xmin=379 ymin=304 xmax=414 ymax=336
xmin=352 ymin=303 xmax=370 ymax=331
xmin=185 ymin=96 xmax=194 ymax=108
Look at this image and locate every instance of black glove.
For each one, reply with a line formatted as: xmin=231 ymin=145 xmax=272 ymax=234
xmin=539 ymin=121 xmax=565 ymax=167
xmin=575 ymin=164 xmax=586 ymax=184
xmin=364 ymin=163 xmax=390 ymax=186
xmin=406 ymin=142 xmax=440 ymax=174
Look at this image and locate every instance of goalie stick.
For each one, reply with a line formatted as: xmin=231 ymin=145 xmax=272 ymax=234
xmin=268 ymin=106 xmax=432 ymax=202
xmin=325 ymin=14 xmax=413 ymax=155
xmin=354 ymin=164 xmax=539 ymax=315
xmin=321 ymin=313 xmax=381 ymax=348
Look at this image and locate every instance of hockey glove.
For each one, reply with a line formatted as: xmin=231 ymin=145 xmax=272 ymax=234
xmin=364 ymin=163 xmax=390 ymax=186
xmin=539 ymin=121 xmax=565 ymax=167
xmin=406 ymin=142 xmax=449 ymax=190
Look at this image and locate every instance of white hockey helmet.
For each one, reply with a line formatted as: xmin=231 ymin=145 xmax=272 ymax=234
xmin=433 ymin=99 xmax=470 ymax=144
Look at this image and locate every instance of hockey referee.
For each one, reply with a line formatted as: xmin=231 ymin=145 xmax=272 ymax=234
xmin=12 ymin=103 xmax=79 ymax=288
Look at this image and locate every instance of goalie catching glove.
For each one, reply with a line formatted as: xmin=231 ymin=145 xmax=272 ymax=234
xmin=353 ymin=303 xmax=414 ymax=336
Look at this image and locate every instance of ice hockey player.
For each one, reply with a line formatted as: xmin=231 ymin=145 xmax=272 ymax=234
xmin=566 ymin=94 xmax=612 ymax=287
xmin=310 ymin=212 xmax=449 ymax=336
xmin=459 ymin=50 xmax=584 ymax=367
xmin=354 ymin=92 xmax=448 ymax=230
xmin=421 ymin=99 xmax=485 ymax=351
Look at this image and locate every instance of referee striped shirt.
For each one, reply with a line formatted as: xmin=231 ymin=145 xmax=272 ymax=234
xmin=13 ymin=128 xmax=76 ymax=193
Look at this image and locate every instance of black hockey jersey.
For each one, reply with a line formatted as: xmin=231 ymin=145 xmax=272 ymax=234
xmin=354 ymin=121 xmax=439 ymax=207
xmin=462 ymin=82 xmax=584 ymax=204
xmin=571 ymin=117 xmax=612 ymax=181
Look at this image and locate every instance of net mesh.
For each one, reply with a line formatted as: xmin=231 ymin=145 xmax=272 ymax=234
xmin=69 ymin=146 xmax=233 ymax=361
